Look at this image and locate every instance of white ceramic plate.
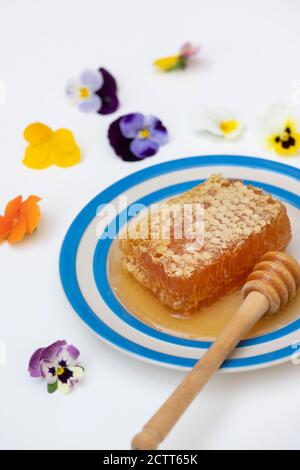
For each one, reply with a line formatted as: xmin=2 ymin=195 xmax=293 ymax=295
xmin=60 ymin=155 xmax=300 ymax=372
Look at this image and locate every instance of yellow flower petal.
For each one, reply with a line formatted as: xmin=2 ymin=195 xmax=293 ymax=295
xmin=267 ymin=133 xmax=300 ymax=156
xmin=23 ymin=123 xmax=53 ymax=145
xmin=52 ymin=129 xmax=78 ymax=153
xmin=153 ymin=55 xmax=181 ymax=71
xmin=50 ymin=147 xmax=81 ymax=168
xmin=23 ymin=142 xmax=53 ymax=169
xmin=50 ymin=129 xmax=80 ymax=167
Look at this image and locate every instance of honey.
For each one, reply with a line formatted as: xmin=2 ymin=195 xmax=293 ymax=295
xmin=108 ymin=239 xmax=300 ymax=340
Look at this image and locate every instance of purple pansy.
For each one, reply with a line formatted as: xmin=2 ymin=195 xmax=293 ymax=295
xmin=108 ymin=113 xmax=168 ymax=161
xmin=66 ymin=67 xmax=119 ymax=115
xmin=28 ymin=340 xmax=84 ymax=394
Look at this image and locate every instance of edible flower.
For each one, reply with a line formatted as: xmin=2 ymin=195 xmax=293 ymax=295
xmin=154 ymin=42 xmax=200 ymax=72
xmin=28 ymin=340 xmax=84 ymax=394
xmin=108 ymin=113 xmax=168 ymax=161
xmin=0 ymin=195 xmax=41 ymax=244
xmin=23 ymin=123 xmax=80 ymax=169
xmin=197 ymin=108 xmax=243 ymax=139
xmin=66 ymin=68 xmax=119 ymax=114
xmin=256 ymin=103 xmax=300 ymax=156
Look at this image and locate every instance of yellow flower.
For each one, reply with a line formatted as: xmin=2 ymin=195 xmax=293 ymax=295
xmin=153 ymin=43 xmax=200 ymax=72
xmin=23 ymin=123 xmax=80 ymax=169
xmin=153 ymin=54 xmax=183 ymax=72
xmin=257 ymin=104 xmax=300 ymax=157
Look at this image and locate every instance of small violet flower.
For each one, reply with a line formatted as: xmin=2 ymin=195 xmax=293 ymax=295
xmin=28 ymin=340 xmax=84 ymax=394
xmin=108 ymin=113 xmax=168 ymax=161
xmin=66 ymin=68 xmax=119 ymax=115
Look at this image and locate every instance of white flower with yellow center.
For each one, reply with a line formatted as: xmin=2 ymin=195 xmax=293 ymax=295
xmin=256 ymin=104 xmax=300 ymax=157
xmin=197 ymin=108 xmax=243 ymax=140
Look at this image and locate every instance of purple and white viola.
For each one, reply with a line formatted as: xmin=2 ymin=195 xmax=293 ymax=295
xmin=108 ymin=112 xmax=168 ymax=161
xmin=66 ymin=68 xmax=119 ymax=115
xmin=28 ymin=340 xmax=84 ymax=394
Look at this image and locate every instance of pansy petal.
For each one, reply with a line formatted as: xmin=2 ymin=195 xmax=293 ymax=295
xmin=147 ymin=118 xmax=168 ymax=145
xmin=7 ymin=215 xmax=27 ymax=244
xmin=0 ymin=216 xmax=12 ymax=231
xmin=259 ymin=104 xmax=300 ymax=135
xmin=80 ymin=69 xmax=103 ymax=92
xmin=65 ymin=79 xmax=80 ymax=104
xmin=99 ymin=67 xmax=117 ymax=94
xmin=52 ymin=129 xmax=78 ymax=153
xmin=4 ymin=195 xmax=22 ymax=219
xmin=130 ymin=138 xmax=159 ymax=159
xmin=120 ymin=113 xmax=144 ymax=138
xmin=153 ymin=55 xmax=181 ymax=71
xmin=40 ymin=359 xmax=57 ymax=383
xmin=28 ymin=347 xmax=45 ymax=377
xmin=141 ymin=115 xmax=157 ymax=128
xmin=69 ymin=365 xmax=84 ymax=382
xmin=0 ymin=216 xmax=12 ymax=242
xmin=108 ymin=118 xmax=140 ymax=162
xmin=99 ymin=92 xmax=119 ymax=115
xmin=57 ymin=380 xmax=71 ymax=394
xmin=197 ymin=109 xmax=223 ymax=136
xmin=23 ymin=123 xmax=53 ymax=145
xmin=78 ymin=95 xmax=102 ymax=113
xmin=40 ymin=340 xmax=67 ymax=363
xmin=97 ymin=67 xmax=119 ymax=115
xmin=264 ymin=104 xmax=289 ymax=133
xmin=19 ymin=196 xmax=41 ymax=234
xmin=50 ymin=147 xmax=80 ymax=168
xmin=180 ymin=42 xmax=200 ymax=58
xmin=50 ymin=129 xmax=81 ymax=167
xmin=56 ymin=344 xmax=80 ymax=367
xmin=23 ymin=142 xmax=52 ymax=169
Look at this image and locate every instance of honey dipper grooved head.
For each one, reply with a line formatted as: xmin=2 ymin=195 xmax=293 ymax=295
xmin=242 ymin=252 xmax=300 ymax=315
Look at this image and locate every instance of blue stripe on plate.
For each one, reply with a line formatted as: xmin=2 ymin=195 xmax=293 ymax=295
xmin=60 ymin=155 xmax=300 ymax=369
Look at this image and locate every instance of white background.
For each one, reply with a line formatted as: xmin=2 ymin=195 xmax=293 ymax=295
xmin=0 ymin=0 xmax=300 ymax=450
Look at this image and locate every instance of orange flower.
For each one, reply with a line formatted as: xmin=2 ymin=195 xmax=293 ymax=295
xmin=0 ymin=195 xmax=41 ymax=244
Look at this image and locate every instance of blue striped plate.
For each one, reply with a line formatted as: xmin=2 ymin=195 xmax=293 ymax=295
xmin=60 ymin=155 xmax=300 ymax=372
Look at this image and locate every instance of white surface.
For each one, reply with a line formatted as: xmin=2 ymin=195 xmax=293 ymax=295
xmin=0 ymin=0 xmax=300 ymax=450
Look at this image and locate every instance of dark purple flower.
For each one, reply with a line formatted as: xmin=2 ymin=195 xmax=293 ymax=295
xmin=28 ymin=340 xmax=84 ymax=394
xmin=66 ymin=67 xmax=119 ymax=115
xmin=108 ymin=113 xmax=168 ymax=161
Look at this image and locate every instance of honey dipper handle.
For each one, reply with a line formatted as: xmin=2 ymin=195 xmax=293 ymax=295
xmin=132 ymin=291 xmax=269 ymax=450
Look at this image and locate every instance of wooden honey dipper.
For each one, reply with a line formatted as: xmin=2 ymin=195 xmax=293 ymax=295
xmin=132 ymin=251 xmax=300 ymax=450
